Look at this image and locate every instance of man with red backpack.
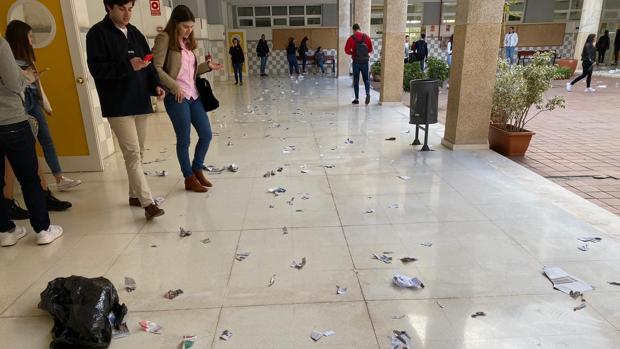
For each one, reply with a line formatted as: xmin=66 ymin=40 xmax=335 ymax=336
xmin=345 ymin=23 xmax=373 ymax=105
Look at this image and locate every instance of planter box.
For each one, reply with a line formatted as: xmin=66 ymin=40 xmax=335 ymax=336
xmin=556 ymin=58 xmax=578 ymax=77
xmin=371 ymin=72 xmax=381 ymax=82
xmin=488 ymin=124 xmax=535 ymax=157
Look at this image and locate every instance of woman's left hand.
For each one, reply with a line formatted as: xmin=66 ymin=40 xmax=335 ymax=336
xmin=208 ymin=61 xmax=224 ymax=70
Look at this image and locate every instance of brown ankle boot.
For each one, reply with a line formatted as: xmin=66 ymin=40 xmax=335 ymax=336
xmin=193 ymin=170 xmax=213 ymax=187
xmin=145 ymin=204 xmax=164 ymax=220
xmin=129 ymin=197 xmax=141 ymax=207
xmin=185 ymin=175 xmax=208 ymax=192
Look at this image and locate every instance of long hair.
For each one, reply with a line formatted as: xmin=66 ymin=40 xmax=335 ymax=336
xmin=586 ymin=33 xmax=596 ymax=45
xmin=163 ymin=5 xmax=196 ymax=51
xmin=301 ymin=37 xmax=308 ymax=46
xmin=5 ymin=20 xmax=35 ymax=65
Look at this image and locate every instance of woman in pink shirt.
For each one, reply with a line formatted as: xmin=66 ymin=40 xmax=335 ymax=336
xmin=153 ymin=5 xmax=222 ymax=192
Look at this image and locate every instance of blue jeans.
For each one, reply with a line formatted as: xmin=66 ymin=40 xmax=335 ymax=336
xmin=506 ymin=46 xmax=515 ymax=64
xmin=317 ymin=60 xmax=325 ymax=73
xmin=0 ymin=121 xmax=50 ymax=233
xmin=352 ymin=62 xmax=370 ymax=99
xmin=27 ymin=99 xmax=62 ymax=176
xmin=287 ymin=54 xmax=299 ymax=75
xmin=419 ymin=59 xmax=426 ymax=72
xmin=260 ymin=56 xmax=268 ymax=74
xmin=233 ymin=63 xmax=243 ymax=82
xmin=164 ymin=96 xmax=213 ymax=178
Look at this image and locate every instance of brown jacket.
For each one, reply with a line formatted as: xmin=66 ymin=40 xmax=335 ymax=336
xmin=152 ymin=32 xmax=210 ymax=96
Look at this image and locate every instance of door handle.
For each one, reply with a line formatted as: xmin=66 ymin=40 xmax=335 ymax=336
xmin=76 ymin=77 xmax=85 ymax=84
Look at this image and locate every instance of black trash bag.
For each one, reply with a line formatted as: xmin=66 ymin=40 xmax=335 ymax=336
xmin=38 ymin=276 xmax=128 ymax=349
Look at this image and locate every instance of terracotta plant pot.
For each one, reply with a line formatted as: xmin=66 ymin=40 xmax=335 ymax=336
xmin=372 ymin=72 xmax=381 ymax=82
xmin=488 ymin=124 xmax=535 ymax=157
xmin=556 ymin=58 xmax=578 ymax=77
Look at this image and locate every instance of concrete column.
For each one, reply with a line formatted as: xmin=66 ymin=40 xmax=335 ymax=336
xmin=573 ymin=0 xmax=604 ymax=60
xmin=379 ymin=0 xmax=407 ymax=103
xmin=338 ymin=0 xmax=351 ymax=78
xmin=353 ymin=0 xmax=371 ymax=34
xmin=441 ymin=0 xmax=505 ymax=150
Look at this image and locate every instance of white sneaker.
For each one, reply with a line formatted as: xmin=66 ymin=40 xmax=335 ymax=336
xmin=57 ymin=176 xmax=82 ymax=191
xmin=37 ymin=225 xmax=64 ymax=245
xmin=0 ymin=226 xmax=27 ymax=247
xmin=566 ymin=83 xmax=573 ymax=92
xmin=586 ymin=87 xmax=596 ymax=93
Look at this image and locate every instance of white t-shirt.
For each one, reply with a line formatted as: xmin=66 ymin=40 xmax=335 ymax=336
xmin=116 ymin=26 xmax=128 ymax=38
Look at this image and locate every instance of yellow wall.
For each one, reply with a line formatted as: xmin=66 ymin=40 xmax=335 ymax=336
xmin=0 ymin=0 xmax=89 ymax=156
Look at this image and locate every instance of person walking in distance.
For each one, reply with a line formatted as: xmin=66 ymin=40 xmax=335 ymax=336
xmin=257 ymin=34 xmax=269 ymax=77
xmin=567 ymin=33 xmax=597 ymax=93
xmin=595 ymin=30 xmax=610 ymax=65
xmin=152 ymin=5 xmax=223 ymax=193
xmin=0 ymin=35 xmax=63 ymax=247
xmin=345 ymin=23 xmax=373 ymax=105
xmin=413 ymin=33 xmax=429 ymax=71
xmin=86 ymin=0 xmax=166 ymax=220
xmin=504 ymin=26 xmax=519 ymax=65
xmin=229 ymin=38 xmax=245 ymax=85
xmin=299 ymin=37 xmax=310 ymax=74
xmin=286 ymin=37 xmax=300 ymax=76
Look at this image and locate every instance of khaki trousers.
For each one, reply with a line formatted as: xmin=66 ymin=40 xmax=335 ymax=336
xmin=107 ymin=115 xmax=153 ymax=207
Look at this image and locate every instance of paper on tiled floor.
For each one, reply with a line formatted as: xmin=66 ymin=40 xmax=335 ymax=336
xmin=543 ymin=267 xmax=593 ymax=295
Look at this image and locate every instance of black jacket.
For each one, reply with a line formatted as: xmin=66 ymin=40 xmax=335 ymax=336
xmin=298 ymin=41 xmax=308 ymax=56
xmin=414 ymin=39 xmax=428 ymax=60
xmin=287 ymin=42 xmax=297 ymax=55
xmin=257 ymin=39 xmax=269 ymax=57
xmin=86 ymin=16 xmax=160 ymax=118
xmin=596 ymin=35 xmax=610 ymax=51
xmin=582 ymin=42 xmax=597 ymax=62
xmin=616 ymin=31 xmax=620 ymax=50
xmin=229 ymin=45 xmax=245 ymax=64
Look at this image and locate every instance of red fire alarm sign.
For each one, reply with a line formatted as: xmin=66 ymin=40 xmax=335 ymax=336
xmin=150 ymin=0 xmax=161 ymax=16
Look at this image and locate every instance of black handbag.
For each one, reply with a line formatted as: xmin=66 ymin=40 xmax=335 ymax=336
xmin=196 ymin=77 xmax=219 ymax=112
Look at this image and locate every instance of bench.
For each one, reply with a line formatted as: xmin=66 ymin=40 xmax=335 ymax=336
xmin=517 ymin=50 xmax=557 ymax=65
xmin=297 ymin=54 xmax=336 ymax=75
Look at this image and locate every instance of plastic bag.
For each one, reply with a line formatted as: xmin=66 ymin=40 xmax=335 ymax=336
xmin=38 ymin=276 xmax=128 ymax=349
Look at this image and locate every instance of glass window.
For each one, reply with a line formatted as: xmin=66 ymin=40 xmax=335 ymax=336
xmin=442 ymin=3 xmax=457 ymax=12
xmin=605 ymin=0 xmax=620 ymax=9
xmin=237 ymin=7 xmax=253 ymax=17
xmin=272 ymin=6 xmax=287 ymax=16
xmin=570 ymin=0 xmax=583 ymax=9
xmin=289 ymin=6 xmax=305 ymax=15
xmin=569 ymin=10 xmax=581 ymax=20
xmin=273 ymin=17 xmax=287 ymax=26
xmin=603 ymin=10 xmax=618 ymax=19
xmin=306 ymin=5 xmax=322 ymax=15
xmin=408 ymin=4 xmax=423 ymax=13
xmin=289 ymin=17 xmax=305 ymax=26
xmin=554 ymin=0 xmax=570 ymax=10
xmin=553 ymin=11 xmax=568 ymax=20
xmin=370 ymin=18 xmax=383 ymax=25
xmin=307 ymin=17 xmax=321 ymax=25
xmin=256 ymin=18 xmax=271 ymax=27
xmin=255 ymin=6 xmax=270 ymax=16
xmin=239 ymin=19 xmax=253 ymax=27
xmin=508 ymin=13 xmax=522 ymax=21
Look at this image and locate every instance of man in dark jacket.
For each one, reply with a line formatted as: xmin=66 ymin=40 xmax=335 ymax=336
xmin=595 ymin=30 xmax=610 ymax=64
xmin=256 ymin=34 xmax=270 ymax=77
xmin=413 ymin=33 xmax=429 ymax=71
xmin=229 ymin=38 xmax=245 ymax=85
xmin=86 ymin=0 xmax=165 ymax=220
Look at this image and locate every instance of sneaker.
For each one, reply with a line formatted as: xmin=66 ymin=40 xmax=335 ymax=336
xmin=240 ymin=81 xmax=243 ymax=86
xmin=46 ymin=190 xmax=72 ymax=211
xmin=586 ymin=87 xmax=596 ymax=93
xmin=365 ymin=95 xmax=370 ymax=105
xmin=0 ymin=226 xmax=27 ymax=247
xmin=352 ymin=99 xmax=360 ymax=105
xmin=566 ymin=83 xmax=573 ymax=92
xmin=37 ymin=225 xmax=63 ymax=245
xmin=56 ymin=176 xmax=82 ymax=191
xmin=5 ymin=198 xmax=29 ymax=220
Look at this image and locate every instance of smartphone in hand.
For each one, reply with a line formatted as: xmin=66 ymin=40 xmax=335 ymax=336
xmin=143 ymin=54 xmax=154 ymax=62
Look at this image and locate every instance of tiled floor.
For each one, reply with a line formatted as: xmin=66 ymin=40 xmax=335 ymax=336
xmin=511 ymin=76 xmax=620 ymax=215
xmin=2 ymin=75 xmax=620 ymax=348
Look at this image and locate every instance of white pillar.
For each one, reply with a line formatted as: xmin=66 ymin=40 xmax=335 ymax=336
xmin=353 ymin=0 xmax=371 ymax=34
xmin=573 ymin=0 xmax=603 ymax=60
xmin=338 ymin=0 xmax=351 ymax=77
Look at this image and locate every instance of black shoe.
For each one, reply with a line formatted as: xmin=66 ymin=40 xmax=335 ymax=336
xmin=46 ymin=190 xmax=72 ymax=211
xmin=365 ymin=95 xmax=370 ymax=105
xmin=352 ymin=99 xmax=360 ymax=105
xmin=5 ymin=199 xmax=29 ymax=220
xmin=235 ymin=81 xmax=238 ymax=85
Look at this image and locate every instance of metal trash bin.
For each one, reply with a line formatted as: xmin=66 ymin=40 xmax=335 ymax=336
xmin=409 ymin=79 xmax=439 ymax=151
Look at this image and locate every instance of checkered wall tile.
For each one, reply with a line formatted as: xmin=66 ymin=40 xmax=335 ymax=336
xmin=207 ymin=40 xmax=228 ymax=81
xmin=244 ymin=40 xmax=339 ymax=76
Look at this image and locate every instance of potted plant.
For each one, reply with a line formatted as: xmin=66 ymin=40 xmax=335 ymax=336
xmin=371 ymin=61 xmax=381 ymax=81
xmin=556 ymin=58 xmax=578 ymax=76
xmin=403 ymin=62 xmax=425 ymax=92
xmin=489 ymin=52 xmax=565 ymax=156
xmin=426 ymin=57 xmax=450 ymax=87
xmin=553 ymin=66 xmax=572 ymax=80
